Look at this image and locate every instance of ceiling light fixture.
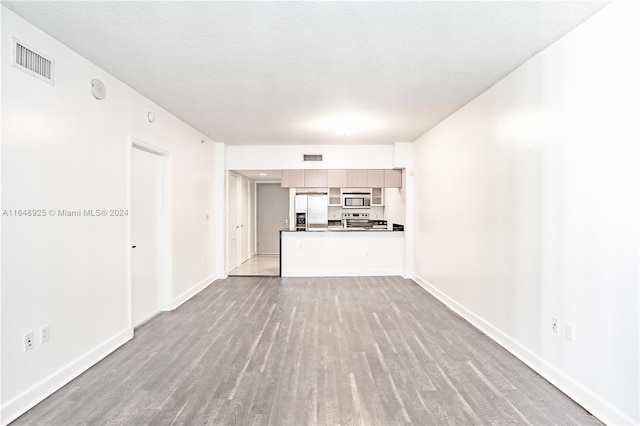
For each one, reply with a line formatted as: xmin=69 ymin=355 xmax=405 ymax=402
xmin=304 ymin=111 xmax=384 ymax=135
xmin=259 ymin=173 xmax=267 ymax=176
xmin=333 ymin=121 xmax=354 ymax=135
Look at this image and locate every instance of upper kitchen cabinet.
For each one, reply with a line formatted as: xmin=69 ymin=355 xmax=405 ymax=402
xmin=384 ymin=169 xmax=402 ymax=188
xmin=366 ymin=170 xmax=385 ymax=188
xmin=281 ymin=168 xmax=402 ymax=188
xmin=371 ymin=187 xmax=384 ymax=206
xmin=347 ymin=169 xmax=368 ymax=188
xmin=327 ymin=169 xmax=347 ymax=188
xmin=281 ymin=169 xmax=305 ymax=188
xmin=304 ymin=169 xmax=327 ymax=188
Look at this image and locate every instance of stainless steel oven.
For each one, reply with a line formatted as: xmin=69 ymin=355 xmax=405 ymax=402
xmin=342 ymin=212 xmax=370 ymax=229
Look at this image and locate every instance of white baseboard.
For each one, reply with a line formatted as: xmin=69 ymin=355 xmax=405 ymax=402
xmin=2 ymin=276 xmax=218 ymax=425
xmin=411 ymin=274 xmax=634 ymax=426
xmin=171 ymin=274 xmax=216 ymax=310
xmin=1 ymin=328 xmax=133 ymax=426
xmin=281 ymin=269 xmax=402 ymax=277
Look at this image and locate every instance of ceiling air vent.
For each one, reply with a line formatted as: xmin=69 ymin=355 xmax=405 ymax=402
xmin=13 ymin=39 xmax=55 ymax=85
xmin=303 ymin=154 xmax=323 ymax=162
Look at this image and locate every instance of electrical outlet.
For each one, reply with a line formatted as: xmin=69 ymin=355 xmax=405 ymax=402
xmin=24 ymin=332 xmax=34 ymax=351
xmin=40 ymin=325 xmax=50 ymax=343
xmin=551 ymin=316 xmax=560 ymax=334
xmin=566 ymin=323 xmax=575 ymax=341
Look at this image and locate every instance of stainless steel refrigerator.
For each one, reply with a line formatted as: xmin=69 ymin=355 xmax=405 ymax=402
xmin=294 ymin=194 xmax=328 ymax=231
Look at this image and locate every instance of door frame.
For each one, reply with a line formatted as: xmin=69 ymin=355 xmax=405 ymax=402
xmin=129 ymin=137 xmax=173 ymax=328
xmin=240 ymin=175 xmax=249 ymax=264
xmin=226 ymin=171 xmax=239 ymax=274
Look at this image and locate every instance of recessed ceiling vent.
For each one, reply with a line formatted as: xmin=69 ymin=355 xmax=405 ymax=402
xmin=13 ymin=39 xmax=55 ymax=85
xmin=303 ymin=154 xmax=323 ymax=162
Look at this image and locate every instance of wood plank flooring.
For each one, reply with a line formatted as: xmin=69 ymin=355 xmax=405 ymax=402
xmin=12 ymin=276 xmax=601 ymax=425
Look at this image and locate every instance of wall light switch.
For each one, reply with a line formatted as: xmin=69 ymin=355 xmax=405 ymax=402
xmin=40 ymin=325 xmax=50 ymax=343
xmin=566 ymin=323 xmax=575 ymax=341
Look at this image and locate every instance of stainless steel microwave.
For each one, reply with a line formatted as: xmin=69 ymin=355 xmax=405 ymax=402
xmin=342 ymin=192 xmax=371 ymax=209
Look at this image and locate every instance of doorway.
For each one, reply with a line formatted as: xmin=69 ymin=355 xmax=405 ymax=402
xmin=130 ymin=141 xmax=171 ymax=327
xmin=228 ymin=182 xmax=287 ymax=277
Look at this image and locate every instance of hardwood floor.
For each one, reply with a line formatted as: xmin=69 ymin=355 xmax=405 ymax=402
xmin=13 ymin=276 xmax=601 ymax=425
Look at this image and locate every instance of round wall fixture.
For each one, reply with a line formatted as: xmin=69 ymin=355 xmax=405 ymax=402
xmin=90 ymin=79 xmax=106 ymax=100
xmin=147 ymin=112 xmax=156 ymax=123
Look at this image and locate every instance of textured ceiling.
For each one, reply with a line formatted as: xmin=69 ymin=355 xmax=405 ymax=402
xmin=3 ymin=1 xmax=608 ymax=145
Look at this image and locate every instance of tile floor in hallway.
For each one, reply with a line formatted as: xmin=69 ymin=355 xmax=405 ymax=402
xmin=229 ymin=254 xmax=280 ymax=277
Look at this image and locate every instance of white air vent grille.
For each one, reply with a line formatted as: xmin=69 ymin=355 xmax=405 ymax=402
xmin=303 ymin=154 xmax=323 ymax=162
xmin=13 ymin=39 xmax=54 ymax=84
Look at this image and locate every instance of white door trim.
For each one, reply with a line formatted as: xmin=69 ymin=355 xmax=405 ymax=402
xmin=226 ymin=171 xmax=239 ymax=274
xmin=129 ymin=137 xmax=173 ymax=328
xmin=240 ymin=175 xmax=250 ymax=264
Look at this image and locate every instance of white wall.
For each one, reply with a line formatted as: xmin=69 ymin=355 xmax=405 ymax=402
xmin=214 ymin=143 xmax=227 ymax=278
xmin=392 ymin=142 xmax=413 ymax=169
xmin=384 ymin=174 xmax=406 ymax=227
xmin=411 ymin=2 xmax=639 ymax=425
xmin=0 ymin=8 xmax=219 ymax=424
xmin=227 ymin=144 xmax=394 ymax=170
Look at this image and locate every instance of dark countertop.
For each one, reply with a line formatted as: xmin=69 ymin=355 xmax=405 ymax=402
xmin=281 ymin=228 xmax=403 ymax=233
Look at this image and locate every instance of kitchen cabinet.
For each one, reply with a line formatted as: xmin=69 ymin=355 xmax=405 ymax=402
xmin=328 ymin=170 xmax=347 ymax=205
xmin=366 ymin=170 xmax=385 ymax=188
xmin=281 ymin=231 xmax=404 ymax=277
xmin=304 ymin=169 xmax=327 ymax=188
xmin=347 ymin=169 xmax=367 ymax=188
xmin=281 ymin=170 xmax=304 ymax=188
xmin=328 ymin=187 xmax=341 ymax=206
xmin=327 ymin=169 xmax=347 ymax=188
xmin=281 ymin=168 xmax=402 ymax=189
xmin=384 ymin=169 xmax=402 ymax=188
xmin=371 ymin=187 xmax=384 ymax=206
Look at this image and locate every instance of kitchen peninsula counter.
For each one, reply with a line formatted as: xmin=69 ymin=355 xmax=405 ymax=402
xmin=280 ymin=229 xmax=404 ymax=277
